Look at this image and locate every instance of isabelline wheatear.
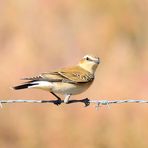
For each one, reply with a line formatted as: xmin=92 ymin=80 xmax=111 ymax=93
xmin=13 ymin=55 xmax=100 ymax=104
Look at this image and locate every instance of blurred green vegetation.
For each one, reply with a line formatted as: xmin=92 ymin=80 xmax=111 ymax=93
xmin=0 ymin=0 xmax=148 ymax=148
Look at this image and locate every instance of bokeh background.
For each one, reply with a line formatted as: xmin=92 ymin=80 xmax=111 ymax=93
xmin=0 ymin=0 xmax=148 ymax=148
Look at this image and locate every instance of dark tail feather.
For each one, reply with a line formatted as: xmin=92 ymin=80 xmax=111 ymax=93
xmin=13 ymin=83 xmax=36 ymax=90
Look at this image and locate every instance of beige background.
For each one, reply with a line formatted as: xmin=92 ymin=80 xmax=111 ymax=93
xmin=0 ymin=0 xmax=148 ymax=147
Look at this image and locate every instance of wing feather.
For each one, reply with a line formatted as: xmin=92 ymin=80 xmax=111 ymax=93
xmin=22 ymin=66 xmax=94 ymax=83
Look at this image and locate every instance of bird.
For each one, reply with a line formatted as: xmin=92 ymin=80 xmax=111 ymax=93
xmin=13 ymin=54 xmax=100 ymax=105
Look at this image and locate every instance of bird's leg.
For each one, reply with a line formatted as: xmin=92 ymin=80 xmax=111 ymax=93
xmin=50 ymin=92 xmax=62 ymax=105
xmin=64 ymin=94 xmax=71 ymax=104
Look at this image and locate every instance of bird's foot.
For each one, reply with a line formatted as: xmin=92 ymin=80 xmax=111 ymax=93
xmin=81 ymin=98 xmax=90 ymax=107
xmin=53 ymin=99 xmax=62 ymax=106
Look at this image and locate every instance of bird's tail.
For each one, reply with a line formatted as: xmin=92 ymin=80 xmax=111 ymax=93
xmin=12 ymin=80 xmax=51 ymax=90
xmin=13 ymin=83 xmax=36 ymax=90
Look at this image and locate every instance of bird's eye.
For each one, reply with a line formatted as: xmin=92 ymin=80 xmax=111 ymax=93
xmin=86 ymin=57 xmax=89 ymax=60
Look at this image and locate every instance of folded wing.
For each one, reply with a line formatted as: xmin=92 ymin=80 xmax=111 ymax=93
xmin=22 ymin=66 xmax=94 ymax=84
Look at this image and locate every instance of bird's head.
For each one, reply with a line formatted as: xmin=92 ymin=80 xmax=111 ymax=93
xmin=78 ymin=54 xmax=100 ymax=74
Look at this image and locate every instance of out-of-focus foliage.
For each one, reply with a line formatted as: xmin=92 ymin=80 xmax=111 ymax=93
xmin=0 ymin=0 xmax=148 ymax=148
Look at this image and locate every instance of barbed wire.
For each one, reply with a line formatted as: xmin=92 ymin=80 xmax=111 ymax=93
xmin=0 ymin=98 xmax=148 ymax=109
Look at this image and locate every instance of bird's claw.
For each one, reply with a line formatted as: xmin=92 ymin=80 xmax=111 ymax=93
xmin=53 ymin=99 xmax=62 ymax=106
xmin=82 ymin=98 xmax=90 ymax=107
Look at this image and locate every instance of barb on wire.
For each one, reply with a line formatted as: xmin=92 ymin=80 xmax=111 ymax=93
xmin=0 ymin=98 xmax=148 ymax=108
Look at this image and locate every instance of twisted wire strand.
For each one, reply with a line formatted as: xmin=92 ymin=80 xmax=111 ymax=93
xmin=0 ymin=99 xmax=148 ymax=108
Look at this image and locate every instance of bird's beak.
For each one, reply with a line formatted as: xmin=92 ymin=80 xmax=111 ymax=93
xmin=95 ymin=60 xmax=100 ymax=64
xmin=94 ymin=58 xmax=100 ymax=64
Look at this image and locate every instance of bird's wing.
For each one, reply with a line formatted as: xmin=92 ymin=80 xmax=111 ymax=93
xmin=22 ymin=67 xmax=94 ymax=83
xmin=57 ymin=66 xmax=94 ymax=83
xmin=22 ymin=72 xmax=64 ymax=82
xmin=58 ymin=71 xmax=94 ymax=83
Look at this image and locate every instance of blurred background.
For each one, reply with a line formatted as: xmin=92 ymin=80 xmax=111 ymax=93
xmin=0 ymin=0 xmax=148 ymax=147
